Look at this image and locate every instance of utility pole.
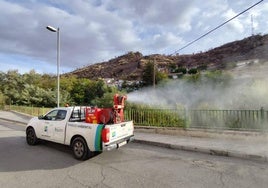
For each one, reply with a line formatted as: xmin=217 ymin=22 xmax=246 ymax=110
xmin=251 ymin=14 xmax=254 ymax=36
xmin=153 ymin=57 xmax=156 ymax=89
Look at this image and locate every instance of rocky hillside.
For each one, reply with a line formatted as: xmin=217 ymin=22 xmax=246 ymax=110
xmin=67 ymin=52 xmax=144 ymax=80
xmin=66 ymin=34 xmax=268 ymax=80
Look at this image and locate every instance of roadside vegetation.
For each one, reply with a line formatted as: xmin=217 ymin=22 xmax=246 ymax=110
xmin=0 ymin=70 xmax=121 ymax=108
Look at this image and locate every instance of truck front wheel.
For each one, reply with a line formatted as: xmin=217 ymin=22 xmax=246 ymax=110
xmin=26 ymin=128 xmax=38 ymax=145
xmin=72 ymin=137 xmax=90 ymax=160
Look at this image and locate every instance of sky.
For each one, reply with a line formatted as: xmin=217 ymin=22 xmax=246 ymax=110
xmin=0 ymin=0 xmax=268 ymax=74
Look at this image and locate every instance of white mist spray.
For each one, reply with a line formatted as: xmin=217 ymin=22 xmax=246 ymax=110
xmin=128 ymin=63 xmax=268 ymax=110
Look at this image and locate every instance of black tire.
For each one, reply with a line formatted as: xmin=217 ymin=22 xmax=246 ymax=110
xmin=72 ymin=137 xmax=91 ymax=160
xmin=26 ymin=128 xmax=38 ymax=145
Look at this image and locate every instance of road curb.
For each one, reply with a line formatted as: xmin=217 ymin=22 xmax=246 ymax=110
xmin=0 ymin=117 xmax=27 ymax=125
xmin=133 ymin=139 xmax=268 ymax=163
xmin=134 ymin=126 xmax=268 ymax=140
xmin=9 ymin=110 xmax=34 ymax=119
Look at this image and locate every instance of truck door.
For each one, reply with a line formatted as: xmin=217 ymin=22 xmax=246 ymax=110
xmin=51 ymin=110 xmax=67 ymax=144
xmin=37 ymin=110 xmax=59 ymax=139
xmin=39 ymin=109 xmax=67 ymax=144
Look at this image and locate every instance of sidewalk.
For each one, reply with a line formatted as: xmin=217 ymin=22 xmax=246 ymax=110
xmin=134 ymin=132 xmax=268 ymax=162
xmin=1 ymin=110 xmax=268 ymax=162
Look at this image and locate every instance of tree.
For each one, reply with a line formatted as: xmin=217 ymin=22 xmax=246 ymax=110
xmin=177 ymin=67 xmax=187 ymax=74
xmin=188 ymin=68 xmax=198 ymax=74
xmin=92 ymin=87 xmax=124 ymax=107
xmin=19 ymin=84 xmax=57 ymax=107
xmin=71 ymin=78 xmax=90 ymax=105
xmin=3 ymin=70 xmax=23 ymax=104
xmin=142 ymin=60 xmax=154 ymax=86
xmin=22 ymin=70 xmax=42 ymax=86
xmin=142 ymin=60 xmax=167 ymax=86
xmin=71 ymin=79 xmax=106 ymax=105
xmin=84 ymin=79 xmax=105 ymax=104
xmin=39 ymin=74 xmax=56 ymax=89
xmin=60 ymin=75 xmax=77 ymax=93
xmin=0 ymin=71 xmax=5 ymax=93
xmin=39 ymin=88 xmax=57 ymax=107
xmin=0 ymin=92 xmax=6 ymax=109
xmin=168 ymin=63 xmax=177 ymax=73
xmin=19 ymin=84 xmax=41 ymax=106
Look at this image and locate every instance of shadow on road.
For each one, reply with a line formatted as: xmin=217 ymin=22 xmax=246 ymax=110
xmin=0 ymin=136 xmax=100 ymax=172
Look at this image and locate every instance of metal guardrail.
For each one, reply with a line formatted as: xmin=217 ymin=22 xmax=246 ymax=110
xmin=3 ymin=105 xmax=268 ymax=131
xmin=187 ymin=108 xmax=268 ymax=131
xmin=125 ymin=108 xmax=268 ymax=131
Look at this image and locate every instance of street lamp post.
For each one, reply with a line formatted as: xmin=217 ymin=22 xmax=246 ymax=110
xmin=46 ymin=25 xmax=60 ymax=107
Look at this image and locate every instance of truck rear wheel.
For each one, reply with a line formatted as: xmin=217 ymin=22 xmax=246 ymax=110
xmin=72 ymin=137 xmax=91 ymax=160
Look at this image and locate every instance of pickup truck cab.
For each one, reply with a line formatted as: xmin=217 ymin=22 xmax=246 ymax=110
xmin=26 ymin=106 xmax=134 ymax=160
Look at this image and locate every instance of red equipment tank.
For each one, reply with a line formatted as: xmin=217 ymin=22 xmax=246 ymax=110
xmin=99 ymin=108 xmax=113 ymax=124
xmin=85 ymin=107 xmax=102 ymax=124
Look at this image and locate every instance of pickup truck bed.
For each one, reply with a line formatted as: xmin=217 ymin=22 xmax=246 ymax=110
xmin=65 ymin=120 xmax=134 ymax=151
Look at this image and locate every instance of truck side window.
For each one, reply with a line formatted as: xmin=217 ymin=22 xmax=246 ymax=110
xmin=56 ymin=110 xmax=67 ymax=120
xmin=69 ymin=108 xmax=86 ymax=122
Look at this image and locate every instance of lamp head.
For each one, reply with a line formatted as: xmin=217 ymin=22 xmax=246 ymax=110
xmin=46 ymin=26 xmax=57 ymax=32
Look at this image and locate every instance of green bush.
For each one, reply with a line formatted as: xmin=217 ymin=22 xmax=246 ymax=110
xmin=125 ymin=104 xmax=186 ymax=127
xmin=188 ymin=68 xmax=198 ymax=74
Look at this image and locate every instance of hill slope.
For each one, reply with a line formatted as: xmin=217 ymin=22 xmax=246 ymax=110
xmin=66 ymin=34 xmax=268 ymax=80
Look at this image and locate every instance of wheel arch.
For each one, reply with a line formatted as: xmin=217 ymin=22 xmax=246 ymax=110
xmin=71 ymin=135 xmax=94 ymax=160
xmin=70 ymin=135 xmax=87 ymax=147
xmin=26 ymin=126 xmax=35 ymax=132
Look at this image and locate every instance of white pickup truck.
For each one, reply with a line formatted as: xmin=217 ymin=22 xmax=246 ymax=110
xmin=26 ymin=106 xmax=134 ymax=160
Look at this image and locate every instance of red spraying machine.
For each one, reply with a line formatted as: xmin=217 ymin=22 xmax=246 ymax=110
xmin=85 ymin=94 xmax=127 ymax=124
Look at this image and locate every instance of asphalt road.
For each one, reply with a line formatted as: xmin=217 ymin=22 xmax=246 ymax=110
xmin=1 ymin=120 xmax=268 ymax=188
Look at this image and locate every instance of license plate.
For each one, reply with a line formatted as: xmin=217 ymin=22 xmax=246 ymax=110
xmin=118 ymin=141 xmax=127 ymax=147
